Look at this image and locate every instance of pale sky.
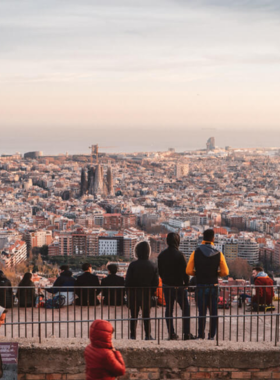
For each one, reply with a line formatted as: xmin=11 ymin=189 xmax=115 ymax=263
xmin=0 ymin=0 xmax=280 ymax=130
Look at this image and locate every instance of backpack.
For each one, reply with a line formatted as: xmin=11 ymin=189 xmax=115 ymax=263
xmin=44 ymin=295 xmax=66 ymax=309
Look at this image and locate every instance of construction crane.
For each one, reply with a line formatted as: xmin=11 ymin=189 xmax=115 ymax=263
xmin=89 ymin=144 xmax=115 ymax=164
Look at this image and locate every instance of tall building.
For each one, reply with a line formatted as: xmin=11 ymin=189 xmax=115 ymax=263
xmin=238 ymin=237 xmax=259 ymax=265
xmin=93 ymin=164 xmax=104 ymax=195
xmin=179 ymin=235 xmax=198 ymax=260
xmin=206 ymin=137 xmax=215 ymax=151
xmin=88 ymin=167 xmax=95 ymax=195
xmin=107 ymin=166 xmax=114 ymax=195
xmin=80 ymin=168 xmax=87 ymax=196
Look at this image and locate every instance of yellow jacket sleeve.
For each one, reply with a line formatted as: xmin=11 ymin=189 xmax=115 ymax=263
xmin=219 ymin=253 xmax=229 ymax=277
xmin=186 ymin=251 xmax=196 ymax=276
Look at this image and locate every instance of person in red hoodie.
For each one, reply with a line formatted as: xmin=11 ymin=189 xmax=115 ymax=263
xmin=252 ymin=267 xmax=274 ymax=311
xmin=84 ymin=319 xmax=125 ymax=380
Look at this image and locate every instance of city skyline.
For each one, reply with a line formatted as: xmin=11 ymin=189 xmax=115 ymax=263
xmin=1 ymin=0 xmax=280 ymax=130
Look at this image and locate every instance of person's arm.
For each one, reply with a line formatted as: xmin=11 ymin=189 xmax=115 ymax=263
xmin=94 ymin=276 xmax=101 ymax=295
xmin=125 ymin=264 xmax=133 ymax=288
xmin=186 ymin=251 xmax=196 ymax=276
xmin=101 ymin=278 xmax=107 ymax=299
xmin=151 ymin=266 xmax=159 ymax=294
xmin=180 ymin=254 xmax=189 ymax=286
xmin=105 ymin=349 xmax=126 ymax=377
xmin=158 ymin=255 xmax=163 ymax=279
xmin=46 ymin=277 xmax=61 ymax=294
xmin=218 ymin=253 xmax=229 ymax=277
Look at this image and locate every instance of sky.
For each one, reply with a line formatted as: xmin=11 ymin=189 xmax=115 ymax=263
xmin=0 ymin=0 xmax=280 ymax=131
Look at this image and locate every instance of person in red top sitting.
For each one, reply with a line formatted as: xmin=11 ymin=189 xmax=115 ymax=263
xmin=252 ymin=266 xmax=274 ymax=311
xmin=84 ymin=319 xmax=125 ymax=380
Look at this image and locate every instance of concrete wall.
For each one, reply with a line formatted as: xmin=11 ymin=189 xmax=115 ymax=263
xmin=3 ymin=338 xmax=280 ymax=380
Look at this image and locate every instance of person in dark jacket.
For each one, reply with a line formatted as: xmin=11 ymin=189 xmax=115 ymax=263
xmin=46 ymin=265 xmax=76 ymax=305
xmin=252 ymin=267 xmax=274 ymax=310
xmin=158 ymin=233 xmax=193 ymax=340
xmin=84 ymin=319 xmax=125 ymax=380
xmin=75 ymin=263 xmax=100 ymax=306
xmin=16 ymin=273 xmax=36 ymax=307
xmin=125 ymin=241 xmax=159 ymax=340
xmin=186 ymin=229 xmax=229 ymax=340
xmin=101 ymin=264 xmax=125 ymax=306
xmin=0 ymin=270 xmax=13 ymax=309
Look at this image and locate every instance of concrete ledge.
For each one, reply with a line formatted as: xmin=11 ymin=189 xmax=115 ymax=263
xmin=1 ymin=338 xmax=280 ymax=379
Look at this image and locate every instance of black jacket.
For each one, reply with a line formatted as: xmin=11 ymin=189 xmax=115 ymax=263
xmin=125 ymin=259 xmax=159 ymax=308
xmin=158 ymin=246 xmax=189 ymax=287
xmin=0 ymin=273 xmax=13 ymax=308
xmin=16 ymin=280 xmax=36 ymax=307
xmin=101 ymin=274 xmax=125 ymax=306
xmin=75 ymin=272 xmax=100 ymax=306
xmin=47 ymin=270 xmax=76 ymax=294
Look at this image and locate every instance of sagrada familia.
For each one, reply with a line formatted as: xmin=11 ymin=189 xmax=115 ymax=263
xmin=80 ymin=165 xmax=114 ymax=197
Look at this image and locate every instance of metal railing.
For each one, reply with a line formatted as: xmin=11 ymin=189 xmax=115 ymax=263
xmin=0 ymin=285 xmax=279 ymax=345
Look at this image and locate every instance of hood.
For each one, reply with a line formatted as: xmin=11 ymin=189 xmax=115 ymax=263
xmin=167 ymin=233 xmax=180 ymax=249
xmin=61 ymin=270 xmax=73 ymax=277
xmin=255 ymin=271 xmax=268 ymax=279
xmin=199 ymin=243 xmax=220 ymax=257
xmin=89 ymin=319 xmax=113 ymax=349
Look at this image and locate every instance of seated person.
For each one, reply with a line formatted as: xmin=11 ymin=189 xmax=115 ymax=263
xmin=46 ymin=265 xmax=76 ymax=305
xmin=0 ymin=270 xmax=13 ymax=309
xmin=16 ymin=273 xmax=36 ymax=307
xmin=252 ymin=266 xmax=274 ymax=311
xmin=101 ymin=264 xmax=125 ymax=306
xmin=75 ymin=263 xmax=100 ymax=306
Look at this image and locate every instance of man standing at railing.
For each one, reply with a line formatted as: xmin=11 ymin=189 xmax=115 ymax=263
xmin=186 ymin=229 xmax=229 ymax=340
xmin=158 ymin=233 xmax=194 ymax=340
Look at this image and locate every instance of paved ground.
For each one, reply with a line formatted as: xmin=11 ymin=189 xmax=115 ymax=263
xmin=1 ymin=298 xmax=279 ymax=344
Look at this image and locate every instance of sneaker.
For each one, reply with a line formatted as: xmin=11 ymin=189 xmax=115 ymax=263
xmin=183 ymin=333 xmax=196 ymax=340
xmin=130 ymin=335 xmax=136 ymax=340
xmin=145 ymin=335 xmax=155 ymax=340
xmin=169 ymin=333 xmax=179 ymax=340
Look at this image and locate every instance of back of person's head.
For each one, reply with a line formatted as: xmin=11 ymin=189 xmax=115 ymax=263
xmin=107 ymin=264 xmax=118 ymax=275
xmin=19 ymin=272 xmax=32 ymax=286
xmin=135 ymin=241 xmax=151 ymax=260
xmin=252 ymin=266 xmax=264 ymax=273
xmin=203 ymin=229 xmax=215 ymax=242
xmin=82 ymin=263 xmax=92 ymax=272
xmin=0 ymin=270 xmax=4 ymax=277
xmin=60 ymin=265 xmax=69 ymax=272
xmin=166 ymin=233 xmax=180 ymax=248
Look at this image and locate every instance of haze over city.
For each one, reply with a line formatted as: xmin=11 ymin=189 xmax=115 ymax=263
xmin=1 ymin=0 xmax=280 ymax=134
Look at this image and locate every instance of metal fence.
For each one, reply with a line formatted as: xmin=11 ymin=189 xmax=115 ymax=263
xmin=0 ymin=285 xmax=279 ymax=345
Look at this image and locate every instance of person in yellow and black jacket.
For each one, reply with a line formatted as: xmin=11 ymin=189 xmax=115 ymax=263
xmin=186 ymin=229 xmax=229 ymax=340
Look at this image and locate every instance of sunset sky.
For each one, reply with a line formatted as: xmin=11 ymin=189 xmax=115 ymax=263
xmin=1 ymin=0 xmax=280 ymax=130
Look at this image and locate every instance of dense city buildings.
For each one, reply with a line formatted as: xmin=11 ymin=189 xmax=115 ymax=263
xmin=1 ymin=145 xmax=280 ymax=272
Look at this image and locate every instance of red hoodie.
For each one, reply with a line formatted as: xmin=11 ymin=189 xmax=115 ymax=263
xmin=253 ymin=276 xmax=274 ymax=305
xmin=84 ymin=320 xmax=125 ymax=380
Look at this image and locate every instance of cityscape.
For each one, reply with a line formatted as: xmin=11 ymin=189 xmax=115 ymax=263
xmin=1 ymin=138 xmax=280 ymax=279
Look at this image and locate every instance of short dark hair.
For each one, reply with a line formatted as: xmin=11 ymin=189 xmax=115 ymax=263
xmin=135 ymin=241 xmax=150 ymax=260
xmin=82 ymin=263 xmax=92 ymax=272
xmin=252 ymin=266 xmax=263 ymax=272
xmin=60 ymin=265 xmax=69 ymax=271
xmin=107 ymin=264 xmax=118 ymax=274
xmin=203 ymin=229 xmax=215 ymax=242
xmin=166 ymin=232 xmax=180 ymax=248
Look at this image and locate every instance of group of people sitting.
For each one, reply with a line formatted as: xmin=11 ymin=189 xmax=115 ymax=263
xmin=0 ymin=229 xmax=276 ymax=342
xmin=0 ymin=263 xmax=125 ymax=309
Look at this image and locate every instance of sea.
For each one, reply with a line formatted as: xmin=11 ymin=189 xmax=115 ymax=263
xmin=1 ymin=127 xmax=280 ymax=156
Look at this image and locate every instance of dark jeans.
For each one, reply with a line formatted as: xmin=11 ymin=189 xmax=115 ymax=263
xmin=163 ymin=285 xmax=190 ymax=337
xmin=197 ymin=285 xmax=218 ymax=339
xmin=130 ymin=302 xmax=151 ymax=338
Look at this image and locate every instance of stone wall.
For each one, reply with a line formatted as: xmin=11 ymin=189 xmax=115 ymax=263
xmin=2 ymin=338 xmax=280 ymax=380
